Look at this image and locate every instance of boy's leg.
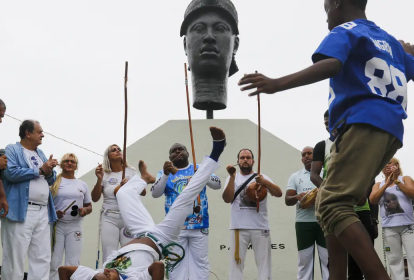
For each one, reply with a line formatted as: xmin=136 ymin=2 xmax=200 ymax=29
xmin=153 ymin=127 xmax=225 ymax=245
xmin=314 ymin=223 xmax=329 ymax=280
xmin=316 ymin=123 xmax=400 ymax=280
xmin=325 ymin=235 xmax=347 ymax=280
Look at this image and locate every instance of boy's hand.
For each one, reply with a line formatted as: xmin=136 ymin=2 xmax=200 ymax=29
xmin=399 ymin=40 xmax=414 ymax=56
xmin=238 ymin=73 xmax=279 ymax=96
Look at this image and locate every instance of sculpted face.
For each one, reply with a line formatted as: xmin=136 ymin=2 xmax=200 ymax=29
xmin=184 ymin=10 xmax=239 ymax=78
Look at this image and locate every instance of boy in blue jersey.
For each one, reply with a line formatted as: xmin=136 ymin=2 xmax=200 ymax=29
xmin=238 ymin=0 xmax=414 ymax=279
xmin=151 ymin=143 xmax=221 ymax=280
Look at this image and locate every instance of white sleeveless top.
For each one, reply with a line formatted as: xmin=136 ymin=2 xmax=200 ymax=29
xmin=379 ymin=176 xmax=414 ymax=228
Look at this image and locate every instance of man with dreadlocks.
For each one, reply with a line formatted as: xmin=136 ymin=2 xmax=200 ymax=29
xmin=58 ymin=126 xmax=226 ymax=280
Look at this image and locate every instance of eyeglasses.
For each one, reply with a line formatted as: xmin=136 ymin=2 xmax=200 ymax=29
xmin=111 ymin=148 xmax=122 ymax=153
xmin=70 ymin=205 xmax=79 ymax=217
xmin=62 ymin=160 xmax=76 ymax=164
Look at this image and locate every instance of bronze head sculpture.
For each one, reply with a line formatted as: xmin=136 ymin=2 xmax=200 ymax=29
xmin=181 ymin=0 xmax=240 ymax=118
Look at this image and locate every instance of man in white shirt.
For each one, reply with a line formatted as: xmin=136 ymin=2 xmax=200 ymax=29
xmin=2 ymin=120 xmax=59 ymax=279
xmin=286 ymin=146 xmax=329 ymax=280
xmin=222 ymin=149 xmax=282 ymax=280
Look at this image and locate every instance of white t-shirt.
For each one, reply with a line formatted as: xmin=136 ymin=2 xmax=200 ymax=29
xmin=102 ymin=167 xmax=139 ymax=210
xmin=224 ymin=172 xmax=272 ymax=230
xmin=23 ymin=148 xmax=49 ymax=205
xmin=53 ymin=178 xmax=92 ymax=223
xmin=287 ymin=169 xmax=318 ymax=222
xmin=379 ymin=176 xmax=414 ymax=228
xmin=71 ymin=244 xmax=156 ymax=280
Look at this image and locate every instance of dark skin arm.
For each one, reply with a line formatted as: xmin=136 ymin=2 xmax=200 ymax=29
xmin=239 ymin=58 xmax=343 ymax=96
xmin=310 ymin=161 xmax=323 ymax=188
xmin=58 ymin=266 xmax=78 ymax=280
xmin=285 ymin=190 xmax=306 ymax=207
xmin=148 ymin=262 xmax=165 ymax=280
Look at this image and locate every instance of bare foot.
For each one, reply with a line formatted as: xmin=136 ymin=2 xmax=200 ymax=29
xmin=139 ymin=160 xmax=156 ymax=184
xmin=210 ymin=126 xmax=226 ymax=142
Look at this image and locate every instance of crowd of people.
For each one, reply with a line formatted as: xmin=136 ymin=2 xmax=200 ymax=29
xmin=2 ymin=0 xmax=414 ymax=278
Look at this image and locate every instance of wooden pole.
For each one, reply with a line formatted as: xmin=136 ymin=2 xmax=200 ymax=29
xmin=184 ymin=63 xmax=197 ymax=172
xmin=122 ymin=61 xmax=128 ymax=180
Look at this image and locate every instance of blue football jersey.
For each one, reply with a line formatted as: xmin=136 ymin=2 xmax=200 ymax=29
xmin=155 ymin=163 xmax=219 ymax=230
xmin=313 ymin=19 xmax=414 ymax=143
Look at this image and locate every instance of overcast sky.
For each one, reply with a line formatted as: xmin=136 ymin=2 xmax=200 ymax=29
xmin=1 ymin=0 xmax=413 ymax=181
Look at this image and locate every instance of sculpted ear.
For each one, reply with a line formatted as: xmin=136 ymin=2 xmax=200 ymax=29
xmin=233 ymin=36 xmax=240 ymax=56
xmin=183 ymin=37 xmax=187 ymax=56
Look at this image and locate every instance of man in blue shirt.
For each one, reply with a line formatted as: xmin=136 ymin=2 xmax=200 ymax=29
xmin=2 ymin=120 xmax=58 ymax=279
xmin=238 ymin=1 xmax=414 ymax=279
xmin=151 ymin=143 xmax=221 ymax=280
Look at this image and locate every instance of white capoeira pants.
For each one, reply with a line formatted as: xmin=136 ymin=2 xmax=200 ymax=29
xmin=1 ymin=204 xmax=51 ymax=280
xmin=117 ymin=156 xmax=219 ymax=254
xmin=49 ymin=220 xmax=83 ymax=280
xmin=384 ymin=225 xmax=414 ymax=280
xmin=100 ymin=210 xmax=133 ymax=262
xmin=169 ymin=229 xmax=210 ymax=280
xmin=229 ymin=229 xmax=272 ymax=280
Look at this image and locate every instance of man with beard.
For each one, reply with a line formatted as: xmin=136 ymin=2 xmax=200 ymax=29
xmin=310 ymin=110 xmax=378 ymax=280
xmin=151 ymin=143 xmax=221 ymax=280
xmin=286 ymin=146 xmax=329 ymax=280
xmin=222 ymin=149 xmax=282 ymax=280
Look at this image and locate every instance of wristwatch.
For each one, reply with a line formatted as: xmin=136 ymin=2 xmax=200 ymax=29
xmin=372 ymin=218 xmax=379 ymax=225
xmin=39 ymin=167 xmax=44 ymax=175
xmin=395 ymin=180 xmax=402 ymax=185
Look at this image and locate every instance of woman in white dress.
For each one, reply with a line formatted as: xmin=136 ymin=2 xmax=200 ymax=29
xmin=49 ymin=153 xmax=92 ymax=280
xmin=370 ymin=157 xmax=414 ymax=280
xmin=91 ymin=144 xmax=146 ymax=263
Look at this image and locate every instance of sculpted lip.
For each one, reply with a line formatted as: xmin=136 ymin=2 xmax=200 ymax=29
xmin=200 ymin=45 xmax=219 ymax=55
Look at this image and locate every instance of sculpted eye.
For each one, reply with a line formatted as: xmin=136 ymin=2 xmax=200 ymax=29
xmin=193 ymin=24 xmax=205 ymax=32
xmin=216 ymin=24 xmax=228 ymax=32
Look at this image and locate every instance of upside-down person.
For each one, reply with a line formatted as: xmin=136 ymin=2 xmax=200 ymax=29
xmin=238 ymin=0 xmax=414 ymax=278
xmin=58 ymin=126 xmax=226 ymax=280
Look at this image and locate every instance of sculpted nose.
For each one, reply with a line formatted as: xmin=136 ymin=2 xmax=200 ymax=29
xmin=203 ymin=29 xmax=216 ymax=44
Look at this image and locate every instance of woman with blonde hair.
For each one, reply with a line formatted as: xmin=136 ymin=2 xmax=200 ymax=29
xmin=91 ymin=144 xmax=146 ymax=264
xmin=49 ymin=153 xmax=92 ymax=280
xmin=370 ymin=157 xmax=414 ymax=280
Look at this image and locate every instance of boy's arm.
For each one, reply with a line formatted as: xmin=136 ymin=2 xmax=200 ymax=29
xmin=239 ymin=58 xmax=342 ymax=96
xmin=400 ymin=40 xmax=414 ymax=81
